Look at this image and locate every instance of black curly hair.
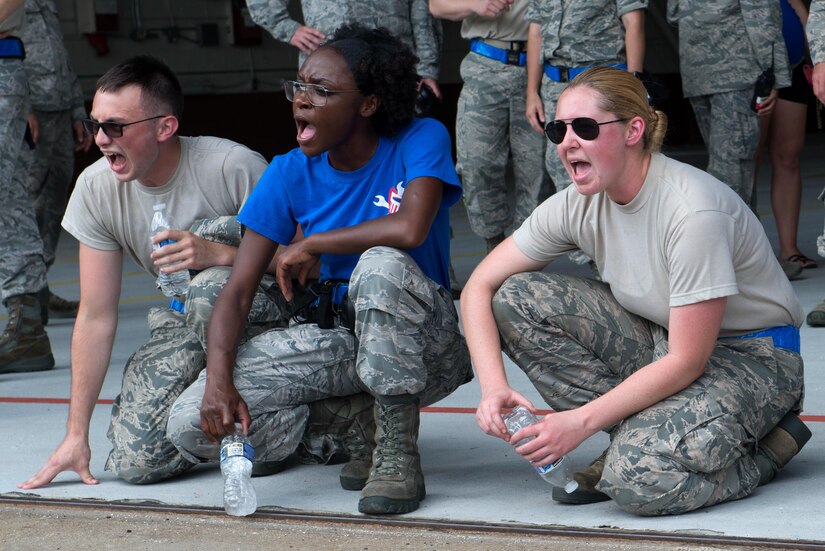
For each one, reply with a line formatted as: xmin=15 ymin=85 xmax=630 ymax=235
xmin=323 ymin=23 xmax=419 ymax=137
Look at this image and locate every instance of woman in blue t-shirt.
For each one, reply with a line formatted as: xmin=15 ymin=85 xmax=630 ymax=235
xmin=166 ymin=23 xmax=472 ymax=516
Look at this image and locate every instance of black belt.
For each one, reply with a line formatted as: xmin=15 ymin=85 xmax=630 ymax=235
xmin=0 ymin=37 xmax=25 ymax=59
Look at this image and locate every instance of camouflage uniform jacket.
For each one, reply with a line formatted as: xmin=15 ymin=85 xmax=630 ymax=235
xmin=526 ymin=0 xmax=648 ymax=67
xmin=667 ymin=0 xmax=790 ymax=98
xmin=809 ymin=0 xmax=824 ymax=64
xmin=21 ymin=0 xmax=84 ymax=118
xmin=246 ymin=0 xmax=441 ymax=79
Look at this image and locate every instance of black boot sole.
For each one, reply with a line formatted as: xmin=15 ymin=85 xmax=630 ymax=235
xmin=0 ymin=353 xmax=55 ymax=374
xmin=358 ymin=484 xmax=426 ymax=515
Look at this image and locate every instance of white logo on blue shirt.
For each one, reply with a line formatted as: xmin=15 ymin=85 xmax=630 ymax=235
xmin=373 ymin=180 xmax=406 ymax=214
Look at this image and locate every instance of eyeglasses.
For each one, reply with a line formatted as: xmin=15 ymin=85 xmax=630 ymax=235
xmin=82 ymin=115 xmax=167 ymax=138
xmin=544 ymin=117 xmax=628 ymax=144
xmin=283 ymin=80 xmax=361 ymax=107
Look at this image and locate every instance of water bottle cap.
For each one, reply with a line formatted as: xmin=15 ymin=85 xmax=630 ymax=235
xmin=564 ymin=480 xmax=579 ymax=493
xmin=153 ymin=203 xmax=167 ymax=211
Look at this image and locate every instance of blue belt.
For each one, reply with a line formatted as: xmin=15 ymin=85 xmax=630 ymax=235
xmin=720 ymin=325 xmax=800 ymax=354
xmin=470 ymin=39 xmax=527 ymax=67
xmin=169 ymin=297 xmax=185 ymax=314
xmin=0 ymin=37 xmax=25 ymax=59
xmin=543 ymin=62 xmax=627 ymax=83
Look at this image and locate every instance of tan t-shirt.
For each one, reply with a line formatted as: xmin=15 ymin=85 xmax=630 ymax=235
xmin=62 ymin=136 xmax=268 ymax=277
xmin=460 ymin=0 xmax=530 ymax=42
xmin=513 ymin=153 xmax=803 ymax=334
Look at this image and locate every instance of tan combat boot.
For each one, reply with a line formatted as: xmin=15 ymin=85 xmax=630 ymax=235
xmin=0 ymin=293 xmax=55 ymax=374
xmin=358 ymin=395 xmax=425 ymax=515
xmin=756 ymin=411 xmax=812 ymax=485
xmin=552 ymin=449 xmax=611 ymax=504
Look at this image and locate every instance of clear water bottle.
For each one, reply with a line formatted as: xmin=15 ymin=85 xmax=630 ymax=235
xmin=150 ymin=203 xmax=190 ymax=297
xmin=220 ymin=423 xmax=257 ymax=516
xmin=502 ymin=406 xmax=579 ymax=494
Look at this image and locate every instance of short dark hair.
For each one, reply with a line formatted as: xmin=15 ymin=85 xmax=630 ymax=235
xmin=96 ymin=55 xmax=184 ymax=121
xmin=324 ymin=24 xmax=419 ymax=136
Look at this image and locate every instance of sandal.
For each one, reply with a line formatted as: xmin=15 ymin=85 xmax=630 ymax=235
xmin=785 ymin=254 xmax=818 ymax=269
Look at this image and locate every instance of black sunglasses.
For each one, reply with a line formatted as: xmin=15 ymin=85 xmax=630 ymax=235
xmin=544 ymin=117 xmax=628 ymax=144
xmin=82 ymin=115 xmax=167 ymax=138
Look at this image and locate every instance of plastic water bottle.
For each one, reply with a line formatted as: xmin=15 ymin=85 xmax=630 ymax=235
xmin=150 ymin=203 xmax=190 ymax=297
xmin=502 ymin=406 xmax=579 ymax=494
xmin=220 ymin=423 xmax=257 ymax=516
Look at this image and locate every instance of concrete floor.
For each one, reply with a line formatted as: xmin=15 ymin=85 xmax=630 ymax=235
xmin=2 ymin=138 xmax=825 ymax=548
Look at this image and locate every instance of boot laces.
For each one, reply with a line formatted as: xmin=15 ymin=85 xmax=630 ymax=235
xmin=373 ymin=405 xmax=402 ymax=476
xmin=1 ymin=302 xmax=22 ymax=342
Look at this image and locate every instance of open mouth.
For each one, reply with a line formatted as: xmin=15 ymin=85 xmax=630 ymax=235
xmin=570 ymin=160 xmax=592 ymax=179
xmin=105 ymin=152 xmax=127 ymax=172
xmin=295 ymin=117 xmax=317 ymax=144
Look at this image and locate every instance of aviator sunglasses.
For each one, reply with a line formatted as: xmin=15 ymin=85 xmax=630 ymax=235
xmin=544 ymin=117 xmax=628 ymax=144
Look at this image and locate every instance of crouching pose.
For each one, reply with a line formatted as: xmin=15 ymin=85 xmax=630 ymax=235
xmin=167 ymin=24 xmax=473 ymax=515
xmin=461 ymin=67 xmax=809 ymax=516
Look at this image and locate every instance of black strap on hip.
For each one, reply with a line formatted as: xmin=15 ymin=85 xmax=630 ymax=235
xmin=289 ymin=280 xmax=354 ymax=333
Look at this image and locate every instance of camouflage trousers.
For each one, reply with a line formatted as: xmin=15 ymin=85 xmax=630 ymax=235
xmin=167 ymin=246 xmax=473 ymax=464
xmin=0 ymin=59 xmax=47 ymax=301
xmin=456 ymin=53 xmax=546 ymax=238
xmin=689 ymin=88 xmax=759 ymax=205
xmin=105 ymin=266 xmax=288 ymax=483
xmin=493 ymin=272 xmax=804 ymax=516
xmin=27 ymin=109 xmax=75 ymax=268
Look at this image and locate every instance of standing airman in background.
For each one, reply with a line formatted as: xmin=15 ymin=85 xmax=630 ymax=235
xmin=668 ymin=0 xmax=789 ymax=205
xmin=21 ymin=0 xmax=93 ymax=321
xmin=429 ymin=0 xmax=547 ymax=254
xmin=0 ymin=0 xmax=53 ymax=375
xmin=246 ymin=0 xmax=443 ymax=98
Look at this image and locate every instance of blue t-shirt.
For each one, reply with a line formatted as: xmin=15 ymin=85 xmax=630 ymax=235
xmin=238 ymin=117 xmax=462 ymax=290
xmin=781 ymin=0 xmax=806 ymax=66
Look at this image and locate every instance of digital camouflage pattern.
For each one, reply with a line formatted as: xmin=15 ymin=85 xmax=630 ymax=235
xmin=809 ymin=0 xmax=825 ymax=65
xmin=26 ymin=110 xmax=75 ymax=267
xmin=21 ymin=0 xmax=86 ymax=268
xmin=525 ymin=0 xmax=646 ymax=254
xmin=525 ymin=0 xmax=647 ymax=67
xmin=688 ymin=89 xmax=760 ymax=203
xmin=668 ymin=0 xmax=790 ymax=204
xmin=21 ymin=0 xmax=85 ymax=114
xmin=104 ymin=219 xmax=289 ymax=483
xmin=456 ymin=52 xmax=546 ymax=239
xmin=246 ymin=0 xmax=441 ymax=79
xmin=809 ymin=1 xmax=825 ymax=256
xmin=167 ymin=246 xmax=473 ymax=465
xmin=492 ymin=272 xmax=804 ymax=516
xmin=0 ymin=56 xmax=47 ymax=302
xmin=667 ymin=0 xmax=789 ymax=98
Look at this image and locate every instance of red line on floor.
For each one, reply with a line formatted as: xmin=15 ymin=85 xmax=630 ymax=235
xmin=2 ymin=398 xmax=824 ymax=423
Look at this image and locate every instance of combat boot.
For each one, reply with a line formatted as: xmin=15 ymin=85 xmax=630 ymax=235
xmin=0 ymin=293 xmax=55 ymax=374
xmin=756 ymin=411 xmax=812 ymax=485
xmin=318 ymin=394 xmax=377 ymax=491
xmin=485 ymin=233 xmax=505 ymax=255
xmin=48 ymin=289 xmax=80 ymax=320
xmin=299 ymin=393 xmax=376 ymax=488
xmin=37 ymin=287 xmax=80 ymax=325
xmin=552 ymin=449 xmax=611 ymax=504
xmin=358 ymin=395 xmax=425 ymax=515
